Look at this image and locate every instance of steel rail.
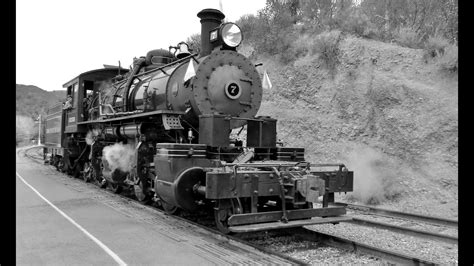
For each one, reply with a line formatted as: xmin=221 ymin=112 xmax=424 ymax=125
xmin=285 ymin=227 xmax=438 ymax=265
xmin=333 ymin=202 xmax=458 ymax=228
xmin=23 ymin=145 xmax=45 ymax=161
xmin=349 ymin=217 xmax=457 ymax=244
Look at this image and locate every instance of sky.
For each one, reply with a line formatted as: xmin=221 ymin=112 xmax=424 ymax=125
xmin=16 ymin=0 xmax=267 ymax=91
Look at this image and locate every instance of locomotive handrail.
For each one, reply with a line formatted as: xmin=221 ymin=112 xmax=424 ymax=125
xmin=225 ymin=116 xmax=274 ymax=122
xmin=77 ymin=109 xmax=185 ymax=124
xmin=226 ymin=162 xmax=300 ymax=168
xmin=310 ymin=163 xmax=345 ymax=167
xmin=133 ymin=53 xmax=200 ymax=78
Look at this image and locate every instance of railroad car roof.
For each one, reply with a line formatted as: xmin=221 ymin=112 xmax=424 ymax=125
xmin=62 ymin=67 xmax=129 ymax=88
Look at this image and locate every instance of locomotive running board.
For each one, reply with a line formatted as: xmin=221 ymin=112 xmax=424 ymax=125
xmin=228 ymin=216 xmax=353 ymax=233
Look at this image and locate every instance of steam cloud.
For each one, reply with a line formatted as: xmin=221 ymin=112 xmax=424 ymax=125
xmin=86 ymin=129 xmax=101 ymax=145
xmin=102 ymin=143 xmax=135 ymax=173
xmin=344 ymin=146 xmax=402 ymax=205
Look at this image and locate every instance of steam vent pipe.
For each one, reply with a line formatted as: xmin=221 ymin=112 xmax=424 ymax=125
xmin=197 ymin=8 xmax=225 ymax=57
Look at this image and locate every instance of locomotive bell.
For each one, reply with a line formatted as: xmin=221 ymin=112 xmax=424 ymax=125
xmin=175 ymin=42 xmax=191 ymax=59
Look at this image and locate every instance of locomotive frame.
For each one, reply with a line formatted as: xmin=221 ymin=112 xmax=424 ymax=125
xmin=43 ymin=8 xmax=354 ymax=233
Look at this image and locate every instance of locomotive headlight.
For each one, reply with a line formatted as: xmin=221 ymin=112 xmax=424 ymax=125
xmin=220 ymin=23 xmax=242 ymax=48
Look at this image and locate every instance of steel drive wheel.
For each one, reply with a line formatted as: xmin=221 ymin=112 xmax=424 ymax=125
xmin=133 ymin=171 xmax=153 ymax=203
xmin=82 ymin=162 xmax=92 ymax=183
xmin=109 ymin=182 xmax=123 ymax=194
xmin=134 ymin=179 xmax=152 ymax=203
xmin=214 ymin=198 xmax=242 ymax=234
xmin=57 ymin=158 xmax=65 ymax=172
xmin=73 ymin=161 xmax=82 ymax=179
xmin=162 ymin=201 xmax=179 ymax=215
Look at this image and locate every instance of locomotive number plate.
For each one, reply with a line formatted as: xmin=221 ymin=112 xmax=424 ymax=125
xmin=225 ymin=82 xmax=242 ymax=99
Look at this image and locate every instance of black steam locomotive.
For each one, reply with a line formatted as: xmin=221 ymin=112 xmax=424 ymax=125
xmin=43 ymin=8 xmax=353 ymax=233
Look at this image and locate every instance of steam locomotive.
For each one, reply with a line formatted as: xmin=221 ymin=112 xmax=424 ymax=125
xmin=43 ymin=8 xmax=354 ymax=233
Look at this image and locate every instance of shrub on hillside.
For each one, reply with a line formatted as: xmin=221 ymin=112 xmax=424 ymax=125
xmin=340 ymin=9 xmax=380 ymax=39
xmin=394 ymin=26 xmax=423 ymax=49
xmin=282 ymin=34 xmax=313 ymax=62
xmin=424 ymin=35 xmax=450 ymax=59
xmin=310 ymin=30 xmax=342 ymax=72
xmin=438 ymin=44 xmax=458 ymax=73
xmin=236 ymin=14 xmax=259 ymax=44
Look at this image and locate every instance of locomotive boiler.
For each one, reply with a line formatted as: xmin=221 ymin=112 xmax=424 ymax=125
xmin=43 ymin=8 xmax=354 ymax=233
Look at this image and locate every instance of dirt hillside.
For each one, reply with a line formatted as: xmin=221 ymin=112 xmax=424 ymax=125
xmin=252 ymin=35 xmax=458 ymax=218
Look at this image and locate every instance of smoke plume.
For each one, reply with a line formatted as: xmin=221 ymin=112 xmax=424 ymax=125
xmin=102 ymin=143 xmax=135 ymax=172
xmin=344 ymin=145 xmax=402 ymax=205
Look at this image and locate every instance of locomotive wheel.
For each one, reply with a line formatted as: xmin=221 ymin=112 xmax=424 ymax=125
xmin=133 ymin=171 xmax=154 ymax=203
xmin=93 ymin=161 xmax=107 ymax=189
xmin=162 ymin=201 xmax=179 ymax=215
xmin=73 ymin=162 xmax=82 ymax=179
xmin=82 ymin=162 xmax=92 ymax=183
xmin=134 ymin=180 xmax=151 ymax=203
xmin=99 ymin=179 xmax=108 ymax=189
xmin=57 ymin=158 xmax=65 ymax=172
xmin=52 ymin=156 xmax=59 ymax=169
xmin=109 ymin=182 xmax=123 ymax=194
xmin=214 ymin=198 xmax=242 ymax=234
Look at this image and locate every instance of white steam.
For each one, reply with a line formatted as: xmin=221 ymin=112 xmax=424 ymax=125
xmin=344 ymin=146 xmax=402 ymax=204
xmin=86 ymin=129 xmax=101 ymax=145
xmin=102 ymin=143 xmax=135 ymax=172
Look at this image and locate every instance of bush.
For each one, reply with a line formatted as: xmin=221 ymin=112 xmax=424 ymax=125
xmin=186 ymin=33 xmax=201 ymax=55
xmin=424 ymin=35 xmax=450 ymax=58
xmin=287 ymin=34 xmax=313 ymax=59
xmin=394 ymin=26 xmax=423 ymax=49
xmin=341 ymin=9 xmax=378 ymax=39
xmin=438 ymin=44 xmax=458 ymax=73
xmin=236 ymin=14 xmax=258 ymax=44
xmin=310 ymin=30 xmax=342 ymax=72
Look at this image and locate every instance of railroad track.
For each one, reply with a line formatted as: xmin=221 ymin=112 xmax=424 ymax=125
xmin=333 ymin=202 xmax=458 ymax=244
xmin=282 ymin=227 xmax=438 ymax=265
xmin=18 ymin=147 xmax=443 ymax=265
xmin=21 ymin=145 xmax=45 ymax=162
xmin=89 ymin=190 xmax=441 ymax=265
xmin=333 ymin=202 xmax=458 ymax=227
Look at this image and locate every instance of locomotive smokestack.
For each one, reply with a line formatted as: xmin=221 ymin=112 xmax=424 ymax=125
xmin=197 ymin=8 xmax=225 ymax=57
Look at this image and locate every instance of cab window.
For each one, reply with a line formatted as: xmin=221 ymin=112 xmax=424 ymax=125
xmin=73 ymin=83 xmax=79 ymax=108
